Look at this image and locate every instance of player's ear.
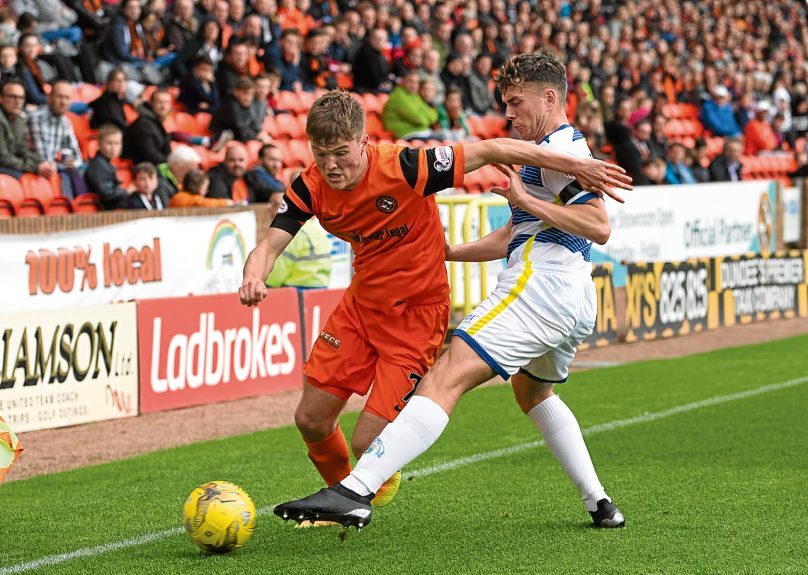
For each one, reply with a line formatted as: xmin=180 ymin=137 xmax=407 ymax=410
xmin=545 ymin=88 xmax=556 ymax=108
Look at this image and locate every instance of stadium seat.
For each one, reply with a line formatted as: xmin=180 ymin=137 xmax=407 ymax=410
xmin=66 ymin=112 xmax=93 ymax=143
xmin=116 ymin=167 xmax=133 ymax=188
xmin=73 ymin=83 xmax=102 ymax=103
xmin=46 ymin=196 xmax=72 ymax=215
xmin=85 ymin=139 xmax=99 ymax=159
xmin=0 ymin=198 xmax=14 ymax=218
xmin=195 ymin=112 xmax=213 ymax=132
xmin=193 ymin=145 xmax=212 ymax=169
xmin=276 ymin=91 xmax=315 ymax=115
xmin=21 ymin=174 xmax=57 ymax=205
xmin=123 ymin=104 xmax=139 ymax=124
xmin=287 ymin=140 xmax=313 ymax=167
xmin=16 ymin=198 xmax=45 ymax=217
xmin=0 ymin=174 xmax=24 ymax=211
xmin=269 ymin=113 xmax=305 ymax=139
xmin=279 ymin=167 xmax=300 ymax=185
xmin=361 ymin=93 xmax=386 ymax=115
xmin=72 ymin=193 xmax=101 ymax=213
xmin=246 ymin=140 xmax=263 ymax=168
xmin=366 ymin=113 xmax=393 ymax=139
xmin=170 ymin=112 xmax=207 ymax=135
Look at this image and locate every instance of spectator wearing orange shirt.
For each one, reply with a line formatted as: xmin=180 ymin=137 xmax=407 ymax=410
xmin=170 ymin=170 xmax=233 ymax=207
xmin=743 ymin=101 xmax=778 ymax=156
xmin=207 ymin=144 xmax=275 ymax=203
xmin=278 ymin=0 xmax=314 ymax=36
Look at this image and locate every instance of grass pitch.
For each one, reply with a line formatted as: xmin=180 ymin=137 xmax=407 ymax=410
xmin=1 ymin=335 xmax=807 ymax=574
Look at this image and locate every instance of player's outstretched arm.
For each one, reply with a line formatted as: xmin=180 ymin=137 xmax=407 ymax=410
xmin=446 ymin=220 xmax=513 ymax=262
xmin=463 ymin=138 xmax=632 ymax=203
xmin=491 ymin=164 xmax=610 ymax=244
xmin=239 ymin=227 xmax=295 ymax=307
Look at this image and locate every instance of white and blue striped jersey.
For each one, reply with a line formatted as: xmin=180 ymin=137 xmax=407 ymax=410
xmin=506 ymin=124 xmax=601 ymax=274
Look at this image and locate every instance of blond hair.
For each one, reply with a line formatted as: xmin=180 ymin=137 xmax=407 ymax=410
xmin=305 ymin=90 xmax=365 ymax=145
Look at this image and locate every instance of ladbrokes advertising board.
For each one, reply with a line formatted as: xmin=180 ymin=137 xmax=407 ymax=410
xmin=0 ymin=212 xmax=256 ymax=312
xmin=137 ymin=290 xmax=303 ymax=413
xmin=0 ymin=303 xmax=139 ymax=432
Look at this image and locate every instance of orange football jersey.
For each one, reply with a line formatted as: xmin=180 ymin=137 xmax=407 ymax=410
xmin=278 ymin=143 xmax=465 ymax=311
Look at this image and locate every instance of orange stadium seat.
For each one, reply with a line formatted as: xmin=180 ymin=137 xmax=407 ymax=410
xmin=21 ymin=174 xmax=57 ymax=205
xmin=195 ymin=112 xmax=213 ymax=132
xmin=279 ymin=167 xmax=299 ymax=185
xmin=246 ymin=140 xmax=263 ymax=168
xmin=366 ymin=113 xmax=393 ymax=138
xmin=270 ymin=113 xmax=305 ymax=139
xmin=72 ymin=193 xmax=101 ymax=213
xmin=46 ymin=196 xmax=72 ymax=215
xmin=193 ymin=146 xmax=212 ymax=169
xmin=276 ymin=91 xmax=314 ymax=114
xmin=287 ymin=139 xmax=314 ymax=167
xmin=170 ymin=112 xmax=207 ymax=135
xmin=85 ymin=139 xmax=99 ymax=159
xmin=0 ymin=174 xmax=24 ymax=211
xmin=73 ymin=83 xmax=102 ymax=103
xmin=0 ymin=198 xmax=14 ymax=218
xmin=360 ymin=93 xmax=386 ymax=115
xmin=124 ymin=104 xmax=139 ymax=124
xmin=16 ymin=198 xmax=45 ymax=217
xmin=116 ymin=167 xmax=133 ymax=188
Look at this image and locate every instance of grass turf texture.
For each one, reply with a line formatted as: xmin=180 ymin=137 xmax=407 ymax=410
xmin=1 ymin=335 xmax=807 ymax=575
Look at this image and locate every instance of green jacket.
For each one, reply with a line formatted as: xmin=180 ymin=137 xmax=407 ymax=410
xmin=0 ymin=108 xmax=42 ymax=173
xmin=381 ymin=86 xmax=439 ymax=139
xmin=266 ymin=220 xmax=333 ymax=289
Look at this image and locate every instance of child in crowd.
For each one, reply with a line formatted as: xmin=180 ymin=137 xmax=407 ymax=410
xmin=169 ymin=170 xmax=233 ymax=207
xmin=84 ymin=124 xmax=131 ymax=210
xmin=125 ymin=162 xmax=165 ymax=210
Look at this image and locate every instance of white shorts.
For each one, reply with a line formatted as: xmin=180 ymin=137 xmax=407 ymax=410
xmin=454 ymin=261 xmax=596 ymax=383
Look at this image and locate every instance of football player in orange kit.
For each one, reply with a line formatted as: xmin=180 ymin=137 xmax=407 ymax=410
xmin=239 ymin=90 xmax=630 ymax=507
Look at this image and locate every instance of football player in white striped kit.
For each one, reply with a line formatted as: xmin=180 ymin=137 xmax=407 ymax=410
xmin=275 ymin=49 xmax=627 ymax=529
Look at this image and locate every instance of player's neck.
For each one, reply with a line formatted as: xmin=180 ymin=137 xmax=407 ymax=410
xmin=534 ymin=112 xmax=570 ymax=143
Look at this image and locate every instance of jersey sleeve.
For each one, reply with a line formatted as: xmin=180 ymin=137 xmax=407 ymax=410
xmin=397 ymin=144 xmax=465 ymax=196
xmin=270 ymin=175 xmax=315 ymax=235
xmin=540 ymin=140 xmax=601 ymax=206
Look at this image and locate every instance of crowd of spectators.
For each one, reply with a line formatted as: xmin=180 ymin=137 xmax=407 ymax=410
xmin=1 ymin=0 xmax=807 ymax=212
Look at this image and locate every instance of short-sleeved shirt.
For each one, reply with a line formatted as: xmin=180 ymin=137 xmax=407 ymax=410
xmin=274 ymin=143 xmax=465 ymax=311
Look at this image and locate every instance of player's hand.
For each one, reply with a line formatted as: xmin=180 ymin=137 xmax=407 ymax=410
xmin=572 ymin=158 xmax=632 ymax=203
xmin=490 ymin=163 xmax=530 ymax=209
xmin=239 ymin=278 xmax=268 ymax=307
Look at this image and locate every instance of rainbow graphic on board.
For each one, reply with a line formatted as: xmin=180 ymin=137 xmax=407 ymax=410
xmin=206 ymin=219 xmax=248 ymax=270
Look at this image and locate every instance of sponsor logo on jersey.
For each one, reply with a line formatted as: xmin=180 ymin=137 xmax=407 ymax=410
xmin=433 ymin=146 xmax=454 ymax=172
xmin=376 ymin=195 xmax=398 ymax=213
xmin=318 ymin=330 xmax=340 ymax=349
xmin=277 ymin=201 xmax=288 ymax=214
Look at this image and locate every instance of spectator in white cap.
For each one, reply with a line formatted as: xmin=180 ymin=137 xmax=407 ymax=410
xmin=743 ymin=100 xmax=777 ymax=156
xmin=701 ymin=84 xmax=741 ymax=137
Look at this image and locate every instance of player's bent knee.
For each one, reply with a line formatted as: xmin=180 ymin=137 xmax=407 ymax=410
xmin=512 ymin=378 xmax=555 ymax=414
xmin=294 ymin=406 xmax=337 ymax=440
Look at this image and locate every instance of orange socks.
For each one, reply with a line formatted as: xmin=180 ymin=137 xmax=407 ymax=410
xmin=304 ymin=425 xmax=352 ymax=487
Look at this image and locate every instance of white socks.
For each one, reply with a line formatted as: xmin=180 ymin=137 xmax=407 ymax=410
xmin=341 ymin=396 xmax=449 ymax=496
xmin=528 ymin=395 xmax=608 ymax=512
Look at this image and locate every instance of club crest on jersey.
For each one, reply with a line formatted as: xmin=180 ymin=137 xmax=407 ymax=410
xmin=433 ymin=146 xmax=454 ymax=172
xmin=376 ymin=195 xmax=398 ymax=213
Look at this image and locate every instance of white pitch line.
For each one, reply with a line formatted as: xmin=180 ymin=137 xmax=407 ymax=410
xmin=2 ymin=375 xmax=806 ymax=575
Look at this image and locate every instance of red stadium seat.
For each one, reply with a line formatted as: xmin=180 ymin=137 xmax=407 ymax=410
xmin=116 ymin=167 xmax=133 ymax=188
xmin=16 ymin=198 xmax=45 ymax=217
xmin=21 ymin=174 xmax=57 ymax=204
xmin=366 ymin=113 xmax=393 ymax=138
xmin=361 ymin=93 xmax=385 ymax=115
xmin=0 ymin=198 xmax=14 ymax=218
xmin=287 ymin=140 xmax=313 ymax=167
xmin=276 ymin=91 xmax=315 ymax=115
xmin=0 ymin=174 xmax=24 ymax=211
xmin=270 ymin=113 xmax=305 ymax=139
xmin=73 ymin=83 xmax=102 ymax=103
xmin=46 ymin=196 xmax=73 ymax=215
xmin=169 ymin=112 xmax=208 ymax=135
xmin=72 ymin=193 xmax=101 ymax=213
xmin=195 ymin=112 xmax=213 ymax=132
xmin=123 ymin=104 xmax=139 ymax=124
